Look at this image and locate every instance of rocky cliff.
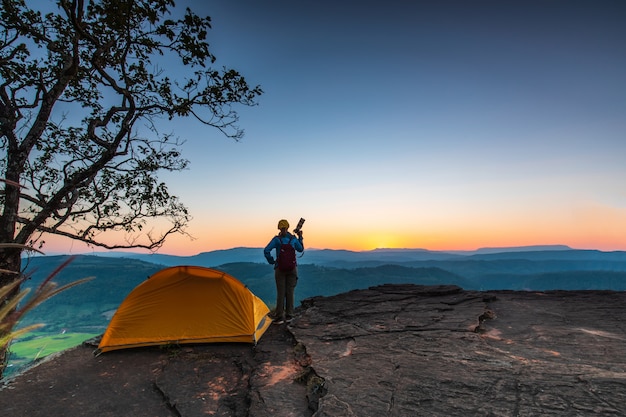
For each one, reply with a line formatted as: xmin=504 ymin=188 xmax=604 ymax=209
xmin=1 ymin=284 xmax=625 ymax=416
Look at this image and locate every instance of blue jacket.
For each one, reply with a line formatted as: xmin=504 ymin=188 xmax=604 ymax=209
xmin=264 ymin=233 xmax=304 ymax=265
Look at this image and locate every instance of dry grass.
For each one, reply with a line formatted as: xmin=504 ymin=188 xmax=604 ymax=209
xmin=0 ymin=246 xmax=93 ymax=375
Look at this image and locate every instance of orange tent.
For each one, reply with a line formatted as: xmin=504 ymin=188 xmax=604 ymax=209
xmin=98 ymin=266 xmax=271 ymax=353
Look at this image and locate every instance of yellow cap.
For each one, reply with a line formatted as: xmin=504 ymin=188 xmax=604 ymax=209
xmin=277 ymin=219 xmax=289 ymax=229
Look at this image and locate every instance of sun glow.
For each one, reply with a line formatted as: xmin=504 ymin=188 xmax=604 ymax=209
xmin=36 ymin=198 xmax=626 ymax=256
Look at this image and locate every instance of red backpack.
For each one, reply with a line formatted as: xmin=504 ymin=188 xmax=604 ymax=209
xmin=277 ymin=237 xmax=297 ymax=272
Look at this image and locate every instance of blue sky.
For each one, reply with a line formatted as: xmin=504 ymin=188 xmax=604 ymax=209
xmin=52 ymin=0 xmax=626 ymax=255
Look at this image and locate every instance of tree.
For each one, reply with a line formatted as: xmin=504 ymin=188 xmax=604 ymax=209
xmin=0 ymin=0 xmax=262 ymax=373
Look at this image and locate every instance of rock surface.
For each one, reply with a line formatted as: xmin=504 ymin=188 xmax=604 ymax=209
xmin=1 ymin=284 xmax=625 ymax=416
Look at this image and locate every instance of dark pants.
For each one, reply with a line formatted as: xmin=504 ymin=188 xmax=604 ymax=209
xmin=274 ymin=267 xmax=298 ymax=318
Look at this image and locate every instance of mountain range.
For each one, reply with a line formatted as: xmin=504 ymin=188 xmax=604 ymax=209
xmin=91 ymin=244 xmax=626 ymax=267
xmin=22 ymin=245 xmax=626 ymax=325
xmin=31 ymin=244 xmax=626 ymax=289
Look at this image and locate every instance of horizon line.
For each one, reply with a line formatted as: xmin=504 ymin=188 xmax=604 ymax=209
xmin=38 ymin=243 xmax=624 ymax=258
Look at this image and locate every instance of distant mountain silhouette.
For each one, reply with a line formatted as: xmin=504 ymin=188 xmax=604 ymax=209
xmin=463 ymin=244 xmax=572 ymax=254
xmin=89 ymin=245 xmax=593 ymax=269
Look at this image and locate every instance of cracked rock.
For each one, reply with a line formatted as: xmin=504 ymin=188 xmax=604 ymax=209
xmin=1 ymin=284 xmax=625 ymax=416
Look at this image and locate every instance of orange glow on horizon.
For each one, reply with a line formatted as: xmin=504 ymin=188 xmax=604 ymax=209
xmin=35 ymin=201 xmax=626 ymax=256
xmin=39 ymin=230 xmax=626 ymax=257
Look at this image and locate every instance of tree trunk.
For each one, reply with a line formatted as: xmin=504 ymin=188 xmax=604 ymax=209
xmin=0 ymin=133 xmax=29 ymax=377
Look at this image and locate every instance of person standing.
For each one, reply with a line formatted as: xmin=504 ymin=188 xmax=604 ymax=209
xmin=264 ymin=219 xmax=304 ymax=324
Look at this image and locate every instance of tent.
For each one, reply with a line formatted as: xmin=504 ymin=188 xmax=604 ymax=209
xmin=98 ymin=266 xmax=271 ymax=353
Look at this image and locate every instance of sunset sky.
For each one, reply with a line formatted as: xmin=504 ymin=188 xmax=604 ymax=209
xmin=48 ymin=0 xmax=626 ymax=256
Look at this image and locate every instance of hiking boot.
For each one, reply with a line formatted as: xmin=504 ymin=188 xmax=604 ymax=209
xmin=268 ymin=311 xmax=284 ymax=324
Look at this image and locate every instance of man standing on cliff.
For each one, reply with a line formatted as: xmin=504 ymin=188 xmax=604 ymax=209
xmin=264 ymin=219 xmax=304 ymax=324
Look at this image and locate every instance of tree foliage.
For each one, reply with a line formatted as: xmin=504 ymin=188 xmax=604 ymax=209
xmin=0 ymin=0 xmax=262 ymax=255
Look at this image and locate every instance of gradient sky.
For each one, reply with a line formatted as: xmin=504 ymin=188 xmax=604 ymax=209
xmin=48 ymin=0 xmax=626 ymax=256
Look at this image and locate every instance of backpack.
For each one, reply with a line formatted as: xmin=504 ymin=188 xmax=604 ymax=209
xmin=277 ymin=236 xmax=297 ymax=272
